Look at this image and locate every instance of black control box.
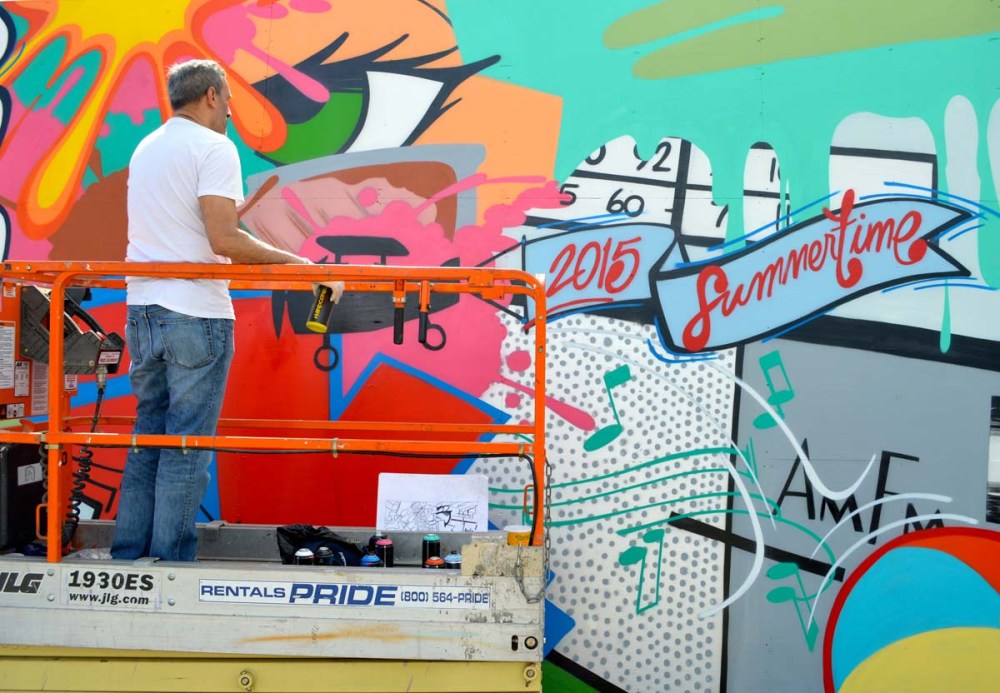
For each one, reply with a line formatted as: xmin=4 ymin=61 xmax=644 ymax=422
xmin=0 ymin=444 xmax=44 ymax=551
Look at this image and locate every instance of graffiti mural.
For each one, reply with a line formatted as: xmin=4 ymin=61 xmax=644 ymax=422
xmin=1 ymin=1 xmax=998 ymax=691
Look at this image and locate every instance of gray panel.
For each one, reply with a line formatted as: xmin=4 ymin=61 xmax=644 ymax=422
xmin=725 ymin=338 xmax=997 ymax=692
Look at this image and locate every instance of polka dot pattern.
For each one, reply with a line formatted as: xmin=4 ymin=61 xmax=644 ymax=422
xmin=470 ymin=312 xmax=738 ymax=691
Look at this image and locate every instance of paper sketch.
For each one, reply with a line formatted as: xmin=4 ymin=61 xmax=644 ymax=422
xmin=377 ymin=473 xmax=489 ymax=532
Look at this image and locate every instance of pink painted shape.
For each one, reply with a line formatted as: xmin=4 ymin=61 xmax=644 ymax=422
xmin=4 ymin=201 xmax=54 ymax=261
xmin=202 ymin=4 xmax=328 ymax=104
xmin=248 ymin=1 xmax=289 ymax=18
xmin=291 ymin=0 xmax=332 ymax=11
xmin=497 ymin=375 xmax=595 ymax=431
xmin=358 ymin=186 xmax=378 ymax=207
xmin=107 ymin=60 xmax=158 ymax=125
xmin=242 ymin=172 xmax=576 ymax=421
xmin=203 ymin=4 xmax=266 ymax=59
xmin=277 ymin=179 xmax=446 ymax=261
xmin=505 ymin=393 xmax=522 ymax=409
xmin=506 ymin=350 xmax=532 ymax=372
xmin=243 ymin=43 xmax=329 ymax=104
xmin=0 ymin=93 xmax=82 ymax=212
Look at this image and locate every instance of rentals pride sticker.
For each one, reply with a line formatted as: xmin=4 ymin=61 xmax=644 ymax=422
xmin=199 ymin=579 xmax=491 ymax=609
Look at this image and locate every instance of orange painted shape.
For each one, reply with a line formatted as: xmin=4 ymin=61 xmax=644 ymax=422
xmin=416 ymin=75 xmax=563 ymax=220
xmin=897 ymin=529 xmax=1000 ymax=594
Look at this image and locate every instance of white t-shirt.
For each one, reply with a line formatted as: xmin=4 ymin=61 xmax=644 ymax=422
xmin=126 ymin=117 xmax=245 ymax=319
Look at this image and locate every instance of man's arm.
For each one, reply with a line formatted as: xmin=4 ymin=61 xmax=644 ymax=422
xmin=200 ymin=195 xmax=308 ymax=264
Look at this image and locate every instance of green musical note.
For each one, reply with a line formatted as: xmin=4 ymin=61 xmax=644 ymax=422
xmin=753 ymin=351 xmax=795 ymax=429
xmin=737 ymin=437 xmax=761 ymax=484
xmin=765 ymin=561 xmax=820 ymax=650
xmin=618 ymin=528 xmax=665 ymax=614
xmin=584 ymin=365 xmax=632 ymax=451
xmin=766 ymin=561 xmax=801 ymax=580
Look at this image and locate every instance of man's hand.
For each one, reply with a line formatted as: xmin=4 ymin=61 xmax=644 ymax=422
xmin=314 ymin=280 xmax=345 ymax=304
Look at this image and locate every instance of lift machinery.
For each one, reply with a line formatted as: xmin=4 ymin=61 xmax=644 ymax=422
xmin=0 ymin=261 xmax=549 ymax=693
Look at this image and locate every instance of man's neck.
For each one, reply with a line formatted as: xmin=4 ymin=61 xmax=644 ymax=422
xmin=173 ymin=111 xmax=204 ymax=127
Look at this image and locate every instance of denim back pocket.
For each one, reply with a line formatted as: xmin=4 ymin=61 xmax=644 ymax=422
xmin=158 ymin=316 xmax=216 ymax=369
xmin=125 ymin=318 xmax=143 ymax=366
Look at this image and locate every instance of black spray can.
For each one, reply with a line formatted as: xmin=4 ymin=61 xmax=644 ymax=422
xmin=294 ymin=548 xmax=315 ymax=565
xmin=315 ymin=546 xmax=335 ymax=565
xmin=375 ymin=537 xmax=394 ymax=567
xmin=367 ymin=530 xmax=384 ymax=553
xmin=443 ymin=551 xmax=462 ymax=570
xmin=422 ymin=533 xmax=441 ymax=564
xmin=305 ymin=284 xmax=336 ymax=333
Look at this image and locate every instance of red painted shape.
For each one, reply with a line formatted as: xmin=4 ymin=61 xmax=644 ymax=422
xmin=217 ymin=343 xmax=494 ymax=526
xmin=822 ymin=527 xmax=1000 ymax=693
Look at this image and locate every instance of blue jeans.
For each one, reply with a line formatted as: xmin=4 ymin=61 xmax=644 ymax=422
xmin=111 ymin=305 xmax=234 ymax=561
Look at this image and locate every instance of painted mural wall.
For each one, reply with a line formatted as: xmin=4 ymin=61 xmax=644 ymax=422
xmin=1 ymin=1 xmax=999 ymax=691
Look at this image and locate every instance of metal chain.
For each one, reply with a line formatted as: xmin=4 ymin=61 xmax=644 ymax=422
xmin=38 ymin=441 xmax=48 ymax=505
xmin=543 ymin=451 xmax=552 ymax=597
xmin=514 ymin=451 xmax=552 ymax=604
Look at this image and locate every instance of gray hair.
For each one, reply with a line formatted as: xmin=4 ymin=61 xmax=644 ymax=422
xmin=167 ymin=60 xmax=226 ymax=110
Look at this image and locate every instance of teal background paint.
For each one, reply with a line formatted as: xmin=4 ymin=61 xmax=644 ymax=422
xmin=450 ymin=2 xmax=1000 ymax=279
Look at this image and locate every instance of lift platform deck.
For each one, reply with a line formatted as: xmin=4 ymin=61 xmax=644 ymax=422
xmin=0 ymin=262 xmax=549 ymax=692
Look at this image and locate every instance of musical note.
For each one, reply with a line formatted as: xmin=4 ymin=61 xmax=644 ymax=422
xmin=617 ymin=529 xmax=665 ymax=614
xmin=753 ymin=351 xmax=796 ymax=429
xmin=737 ymin=438 xmax=760 ymax=484
xmin=584 ymin=365 xmax=632 ymax=451
xmin=765 ymin=561 xmax=820 ymax=650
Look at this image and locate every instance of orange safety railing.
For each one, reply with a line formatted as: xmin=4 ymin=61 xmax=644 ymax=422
xmin=0 ymin=261 xmax=548 ymax=562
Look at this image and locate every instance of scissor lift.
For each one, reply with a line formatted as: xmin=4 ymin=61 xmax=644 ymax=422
xmin=0 ymin=262 xmax=549 ymax=693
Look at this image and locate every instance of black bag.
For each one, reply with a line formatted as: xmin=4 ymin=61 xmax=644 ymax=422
xmin=276 ymin=524 xmax=364 ymax=566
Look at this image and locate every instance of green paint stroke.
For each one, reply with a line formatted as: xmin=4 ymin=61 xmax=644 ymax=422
xmin=94 ymin=110 xmax=164 ymax=178
xmin=545 ymin=491 xmax=779 ymax=527
xmin=551 ymin=468 xmax=728 ymax=507
xmin=556 ymin=446 xmax=736 ymax=488
xmin=267 ymin=92 xmax=363 ymax=165
xmin=541 ymin=660 xmax=603 ymax=693
xmin=489 ymin=454 xmax=733 ymax=494
xmin=603 ymin=0 xmax=998 ymax=80
xmin=488 ymin=467 xmax=730 ymax=511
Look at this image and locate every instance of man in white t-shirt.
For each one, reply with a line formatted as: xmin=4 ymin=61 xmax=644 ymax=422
xmin=111 ymin=59 xmax=340 ymax=561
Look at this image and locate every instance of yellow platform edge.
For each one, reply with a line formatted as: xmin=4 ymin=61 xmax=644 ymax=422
xmin=0 ymin=646 xmax=542 ymax=693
